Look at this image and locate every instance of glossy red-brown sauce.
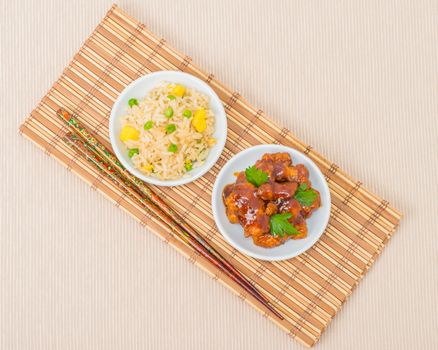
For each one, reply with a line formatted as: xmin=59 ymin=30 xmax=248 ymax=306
xmin=222 ymin=152 xmax=321 ymax=248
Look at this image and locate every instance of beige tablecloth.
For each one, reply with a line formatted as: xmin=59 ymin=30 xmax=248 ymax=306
xmin=1 ymin=1 xmax=437 ymax=349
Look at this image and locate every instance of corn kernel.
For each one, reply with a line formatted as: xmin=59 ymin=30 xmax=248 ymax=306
xmin=142 ymin=164 xmax=154 ymax=172
xmin=192 ymin=109 xmax=207 ymax=132
xmin=172 ymin=84 xmax=186 ymax=97
xmin=120 ymin=125 xmax=140 ymax=141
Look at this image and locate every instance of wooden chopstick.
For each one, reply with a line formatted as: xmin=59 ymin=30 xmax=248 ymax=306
xmin=64 ymin=132 xmax=265 ymax=299
xmin=63 ymin=133 xmax=283 ymax=319
xmin=57 ymin=108 xmax=270 ymax=305
xmin=57 ymin=109 xmax=254 ymax=296
xmin=58 ymin=109 xmax=284 ymax=320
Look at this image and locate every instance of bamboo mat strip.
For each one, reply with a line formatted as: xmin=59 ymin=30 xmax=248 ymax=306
xmin=19 ymin=5 xmax=401 ymax=347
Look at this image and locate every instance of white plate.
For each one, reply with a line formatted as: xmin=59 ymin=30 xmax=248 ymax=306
xmin=109 ymin=71 xmax=227 ymax=186
xmin=211 ymin=144 xmax=331 ymax=261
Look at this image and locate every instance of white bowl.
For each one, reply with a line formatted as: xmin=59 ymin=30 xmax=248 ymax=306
xmin=109 ymin=71 xmax=227 ymax=186
xmin=212 ymin=144 xmax=331 ymax=261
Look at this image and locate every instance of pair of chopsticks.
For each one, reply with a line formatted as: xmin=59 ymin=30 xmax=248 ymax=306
xmin=57 ymin=108 xmax=284 ymax=320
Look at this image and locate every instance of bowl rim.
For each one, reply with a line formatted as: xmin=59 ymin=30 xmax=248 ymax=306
xmin=211 ymin=144 xmax=331 ymax=261
xmin=109 ymin=70 xmax=227 ymax=187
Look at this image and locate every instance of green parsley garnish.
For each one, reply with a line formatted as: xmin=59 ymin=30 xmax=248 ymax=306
xmin=128 ymin=98 xmax=138 ymax=107
xmin=245 ymin=165 xmax=269 ymax=187
xmin=294 ymin=183 xmax=318 ymax=207
xmin=128 ymin=148 xmax=139 ymax=158
xmin=168 ymin=143 xmax=178 ymax=153
xmin=269 ymin=213 xmax=299 ymax=238
xmin=144 ymin=121 xmax=153 ymax=130
xmin=165 ymin=124 xmax=176 ymax=134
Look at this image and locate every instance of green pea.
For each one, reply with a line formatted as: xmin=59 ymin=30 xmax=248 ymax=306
xmin=128 ymin=148 xmax=139 ymax=158
xmin=128 ymin=98 xmax=138 ymax=107
xmin=165 ymin=124 xmax=176 ymax=134
xmin=184 ymin=161 xmax=193 ymax=171
xmin=167 ymin=95 xmax=176 ymax=100
xmin=164 ymin=107 xmax=174 ymax=118
xmin=182 ymin=109 xmax=192 ymax=118
xmin=168 ymin=143 xmax=178 ymax=153
xmin=144 ymin=121 xmax=153 ymax=130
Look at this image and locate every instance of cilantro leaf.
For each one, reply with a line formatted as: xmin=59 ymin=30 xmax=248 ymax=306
xmin=298 ymin=183 xmax=308 ymax=190
xmin=245 ymin=166 xmax=269 ymax=187
xmin=294 ymin=183 xmax=318 ymax=206
xmin=269 ymin=213 xmax=300 ymax=238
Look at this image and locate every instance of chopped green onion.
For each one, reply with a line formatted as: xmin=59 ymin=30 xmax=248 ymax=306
xmin=164 ymin=107 xmax=174 ymax=118
xmin=165 ymin=124 xmax=176 ymax=134
xmin=128 ymin=98 xmax=138 ymax=107
xmin=182 ymin=109 xmax=192 ymax=118
xmin=168 ymin=143 xmax=178 ymax=153
xmin=167 ymin=95 xmax=176 ymax=100
xmin=144 ymin=121 xmax=153 ymax=130
xmin=128 ymin=148 xmax=139 ymax=158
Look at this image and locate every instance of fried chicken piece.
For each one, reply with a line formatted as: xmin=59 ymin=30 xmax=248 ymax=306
xmin=282 ymin=166 xmax=297 ymax=181
xmin=235 ymin=171 xmax=247 ymax=183
xmin=223 ymin=182 xmax=270 ymax=237
xmin=269 ymin=153 xmax=294 ymax=181
xmin=257 ymin=182 xmax=297 ymax=201
xmin=253 ymin=233 xmax=282 ymax=248
xmin=265 ymin=202 xmax=278 ymax=216
xmin=256 ymin=153 xmax=293 ymax=181
xmin=223 ymin=182 xmax=258 ymax=224
xmin=254 ymin=159 xmax=274 ymax=178
xmin=254 ymin=153 xmax=292 ymax=178
xmin=262 ymin=152 xmax=292 ymax=165
xmin=222 ymin=184 xmax=240 ymax=223
xmin=275 ymin=198 xmax=302 ymax=218
xmin=243 ymin=213 xmax=270 ymax=238
xmin=295 ymin=164 xmax=310 ymax=186
xmin=281 ymin=163 xmax=310 ymax=184
xmin=291 ymin=214 xmax=308 ymax=239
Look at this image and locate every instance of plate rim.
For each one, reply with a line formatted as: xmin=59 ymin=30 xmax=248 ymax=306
xmin=211 ymin=144 xmax=331 ymax=261
xmin=109 ymin=70 xmax=227 ymax=187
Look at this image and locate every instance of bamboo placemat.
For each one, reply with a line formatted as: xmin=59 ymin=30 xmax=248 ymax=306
xmin=19 ymin=4 xmax=401 ymax=347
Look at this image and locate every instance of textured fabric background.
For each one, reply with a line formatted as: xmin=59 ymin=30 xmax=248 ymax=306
xmin=1 ymin=0 xmax=436 ymax=349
